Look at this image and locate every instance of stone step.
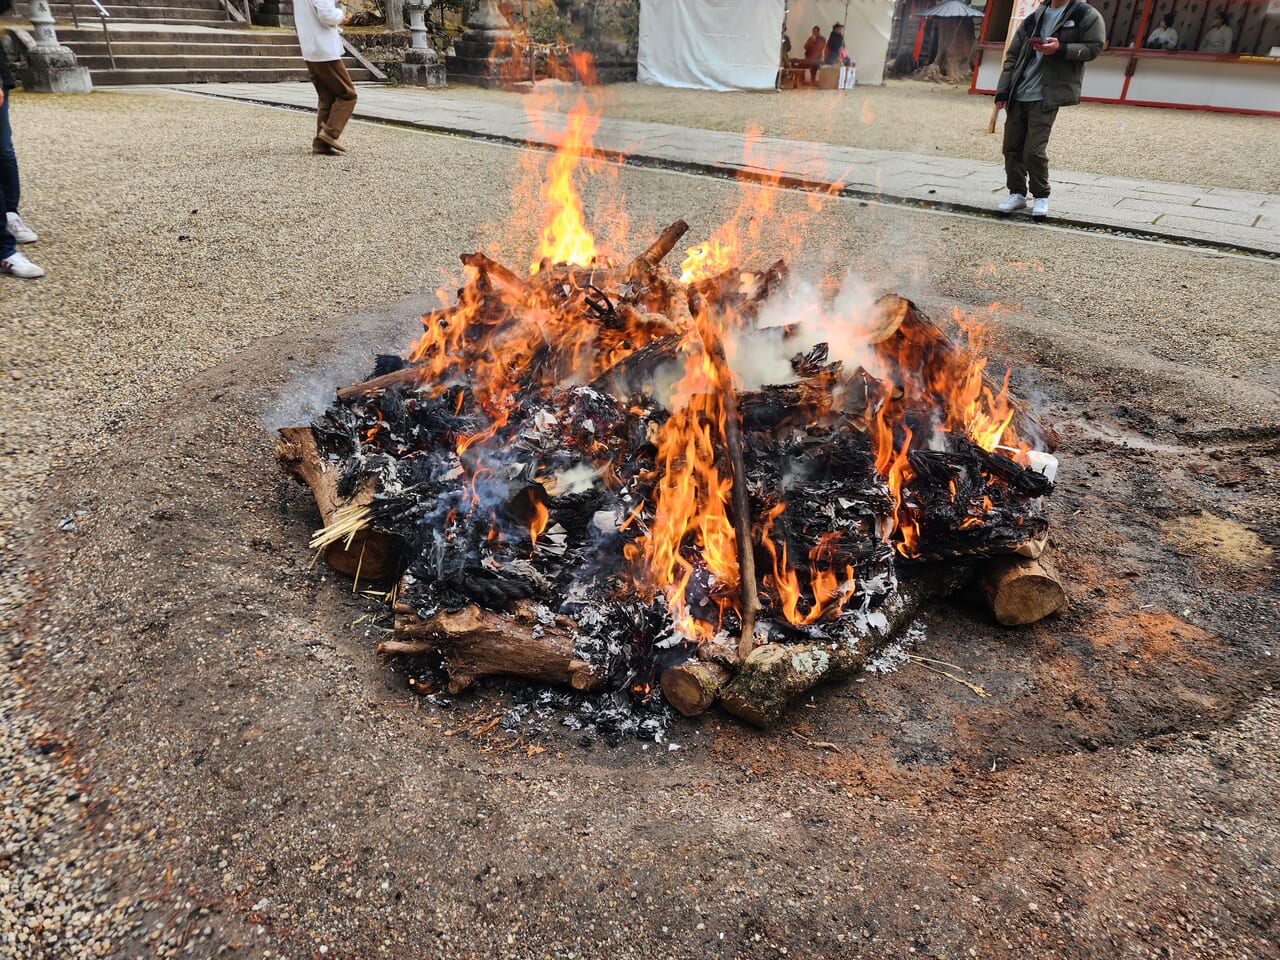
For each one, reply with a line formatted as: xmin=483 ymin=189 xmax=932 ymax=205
xmin=92 ymin=65 xmax=373 ymax=84
xmin=63 ymin=40 xmax=305 ymax=57
xmin=54 ymin=6 xmax=233 ymax=22
xmin=57 ymin=26 xmax=289 ymax=43
xmin=49 ymin=0 xmax=231 ymax=14
xmin=75 ymin=52 xmax=307 ymax=69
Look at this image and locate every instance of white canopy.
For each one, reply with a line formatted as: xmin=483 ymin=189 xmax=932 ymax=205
xmin=637 ymin=0 xmax=893 ymax=92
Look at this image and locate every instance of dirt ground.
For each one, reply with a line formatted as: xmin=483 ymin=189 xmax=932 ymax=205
xmin=5 ymin=91 xmax=1280 ymax=959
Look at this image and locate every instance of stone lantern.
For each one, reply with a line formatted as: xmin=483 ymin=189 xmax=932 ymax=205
xmin=445 ymin=0 xmax=516 ymax=87
xmin=22 ymin=0 xmax=93 ymax=93
xmin=402 ymin=0 xmax=446 ymax=87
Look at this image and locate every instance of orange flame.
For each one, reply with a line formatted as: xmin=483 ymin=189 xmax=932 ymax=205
xmin=529 ymin=497 xmax=550 ymax=546
xmin=761 ymin=507 xmax=857 ymax=626
xmin=624 ymin=326 xmax=740 ymax=644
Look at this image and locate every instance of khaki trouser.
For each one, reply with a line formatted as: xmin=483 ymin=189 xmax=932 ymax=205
xmin=306 ymin=59 xmax=357 ymax=141
xmin=1002 ymin=99 xmax=1059 ymax=199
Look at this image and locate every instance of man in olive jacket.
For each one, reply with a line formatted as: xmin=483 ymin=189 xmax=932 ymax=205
xmin=994 ymin=0 xmax=1106 ymax=219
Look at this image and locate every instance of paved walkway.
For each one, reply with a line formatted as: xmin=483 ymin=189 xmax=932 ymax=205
xmin=161 ymin=82 xmax=1278 ymax=257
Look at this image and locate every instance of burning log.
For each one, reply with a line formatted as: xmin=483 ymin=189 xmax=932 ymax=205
xmin=274 ymin=426 xmax=398 ymax=580
xmin=626 ymin=218 xmax=689 ymax=282
xmin=980 ymin=554 xmax=1067 ymax=626
xmin=390 ymin=601 xmax=603 ymax=693
xmin=719 ymin=570 xmax=964 ymax=728
xmin=876 ymin=295 xmax=1061 ymax=453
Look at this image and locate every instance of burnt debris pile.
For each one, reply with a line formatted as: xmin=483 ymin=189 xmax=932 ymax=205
xmin=277 ymin=220 xmax=1062 ymax=729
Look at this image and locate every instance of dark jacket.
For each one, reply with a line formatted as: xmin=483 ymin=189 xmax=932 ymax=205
xmin=825 ymin=28 xmax=845 ymax=65
xmin=996 ymin=1 xmax=1106 ymax=108
xmin=0 ymin=0 xmax=14 ymax=92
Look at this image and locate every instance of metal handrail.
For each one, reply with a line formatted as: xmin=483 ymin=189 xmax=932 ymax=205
xmin=213 ymin=0 xmax=249 ymax=25
xmin=67 ymin=0 xmax=114 ymax=69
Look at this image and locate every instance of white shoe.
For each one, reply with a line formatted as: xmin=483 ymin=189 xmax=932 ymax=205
xmin=1031 ymin=197 xmax=1050 ymax=219
xmin=6 ymin=212 xmax=37 ymax=244
xmin=1 ymin=251 xmax=45 ymax=278
xmin=996 ymin=193 xmax=1027 ymax=214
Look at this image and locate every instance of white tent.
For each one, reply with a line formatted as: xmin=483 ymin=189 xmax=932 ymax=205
xmin=637 ymin=0 xmax=893 ymax=92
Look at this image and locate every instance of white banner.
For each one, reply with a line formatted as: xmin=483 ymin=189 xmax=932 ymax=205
xmin=638 ymin=0 xmax=788 ymax=92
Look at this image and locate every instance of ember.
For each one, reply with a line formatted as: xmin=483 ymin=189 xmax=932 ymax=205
xmin=275 ymin=86 xmax=1064 ymax=729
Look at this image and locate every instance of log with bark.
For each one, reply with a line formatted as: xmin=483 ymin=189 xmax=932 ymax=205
xmin=387 ymin=600 xmax=603 ymax=694
xmin=274 ymin=425 xmax=399 ymax=580
xmin=718 ymin=568 xmax=971 ymax=728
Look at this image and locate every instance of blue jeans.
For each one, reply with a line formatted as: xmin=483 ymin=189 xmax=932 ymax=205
xmin=0 ymin=92 xmax=17 ymax=260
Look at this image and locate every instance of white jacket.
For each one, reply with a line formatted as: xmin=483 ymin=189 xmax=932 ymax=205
xmin=295 ymin=0 xmax=345 ymax=63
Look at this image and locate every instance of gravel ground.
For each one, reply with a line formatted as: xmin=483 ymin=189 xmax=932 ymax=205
xmin=448 ymin=78 xmax=1280 ymax=195
xmin=1 ymin=89 xmax=1278 ymax=959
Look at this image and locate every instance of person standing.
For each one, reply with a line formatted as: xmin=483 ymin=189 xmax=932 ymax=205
xmin=295 ymin=0 xmax=357 ymax=155
xmin=994 ymin=0 xmax=1106 ymax=220
xmin=0 ymin=0 xmax=43 ymax=279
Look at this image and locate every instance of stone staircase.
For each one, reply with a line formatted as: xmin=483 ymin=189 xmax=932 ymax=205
xmin=34 ymin=0 xmax=376 ymax=85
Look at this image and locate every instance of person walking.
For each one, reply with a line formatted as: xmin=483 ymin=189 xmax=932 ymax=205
xmin=295 ymin=0 xmax=357 ymax=155
xmin=0 ymin=0 xmax=43 ymax=279
xmin=994 ymin=0 xmax=1105 ymax=220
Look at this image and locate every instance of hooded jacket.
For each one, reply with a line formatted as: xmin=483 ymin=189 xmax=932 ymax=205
xmin=996 ymin=1 xmax=1106 ymax=108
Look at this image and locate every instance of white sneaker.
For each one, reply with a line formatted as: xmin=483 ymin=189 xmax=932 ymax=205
xmin=1031 ymin=197 xmax=1050 ymax=219
xmin=6 ymin=212 xmax=37 ymax=244
xmin=996 ymin=193 xmax=1027 ymax=214
xmin=1 ymin=251 xmax=45 ymax=278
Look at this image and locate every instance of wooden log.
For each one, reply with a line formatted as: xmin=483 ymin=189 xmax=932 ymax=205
xmin=719 ymin=569 xmax=966 ymax=728
xmin=461 ymin=251 xmax=529 ymax=300
xmin=980 ymin=555 xmax=1066 ymax=626
xmin=393 ymin=601 xmax=603 ymax=694
xmin=660 ymin=660 xmax=733 ymax=717
xmin=335 ymin=365 xmax=423 ymax=402
xmin=626 ymin=218 xmax=689 ymax=281
xmin=875 ymin=295 xmax=1060 ymax=453
xmin=274 ymin=426 xmax=398 ymax=580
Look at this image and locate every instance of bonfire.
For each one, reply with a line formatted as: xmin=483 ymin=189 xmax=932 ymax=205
xmin=275 ymin=81 xmax=1065 ymax=731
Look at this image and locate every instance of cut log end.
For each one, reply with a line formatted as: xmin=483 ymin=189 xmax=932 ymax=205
xmin=981 ymin=556 xmax=1066 ymax=626
xmin=661 ymin=661 xmax=732 ymax=717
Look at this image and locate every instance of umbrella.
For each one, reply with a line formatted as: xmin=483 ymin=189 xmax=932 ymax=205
xmin=914 ymin=1 xmax=985 ymax=18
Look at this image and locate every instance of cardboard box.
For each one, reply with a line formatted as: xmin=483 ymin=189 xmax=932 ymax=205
xmin=816 ymin=65 xmax=841 ymax=89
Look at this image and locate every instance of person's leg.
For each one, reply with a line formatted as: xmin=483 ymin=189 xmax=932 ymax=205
xmin=317 ymin=60 xmax=357 ymax=138
xmin=1023 ymin=102 xmax=1059 ymax=199
xmin=0 ymin=95 xmax=19 ymax=215
xmin=1002 ymin=100 xmax=1030 ymax=197
xmin=0 ymin=177 xmax=14 ymax=263
xmin=306 ymin=61 xmax=336 ymax=149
